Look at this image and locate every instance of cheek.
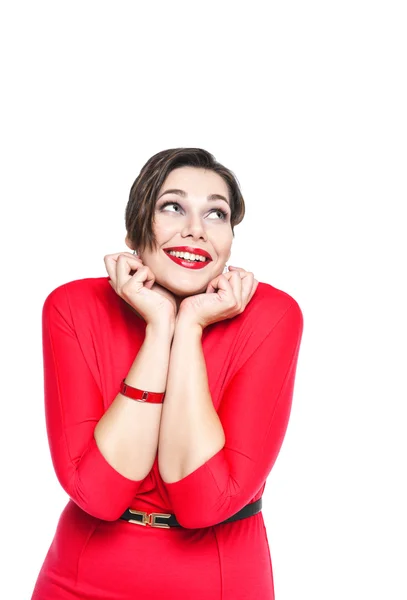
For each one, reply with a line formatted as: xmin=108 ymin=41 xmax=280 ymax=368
xmin=154 ymin=223 xmax=175 ymax=240
xmin=215 ymin=238 xmax=233 ymax=259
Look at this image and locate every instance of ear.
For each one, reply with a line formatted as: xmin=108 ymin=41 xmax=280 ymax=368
xmin=124 ymin=235 xmax=134 ymax=251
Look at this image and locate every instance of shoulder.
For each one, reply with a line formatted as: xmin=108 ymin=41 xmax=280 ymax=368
xmin=42 ymin=276 xmax=111 ymax=314
xmin=212 ymin=281 xmax=303 ymax=378
xmin=247 ymin=281 xmax=303 ymax=334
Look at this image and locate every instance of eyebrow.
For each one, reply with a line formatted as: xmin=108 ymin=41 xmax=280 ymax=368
xmin=157 ymin=188 xmax=230 ymax=206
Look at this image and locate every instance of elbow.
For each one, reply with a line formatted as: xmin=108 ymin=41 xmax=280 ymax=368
xmin=161 ymin=451 xmax=236 ymax=528
xmin=175 ymin=514 xmax=218 ymax=529
xmin=70 ymin=472 xmax=132 ymax=521
xmin=69 ymin=496 xmax=125 ymax=521
xmin=53 ymin=464 xmax=138 ymax=522
xmin=174 ymin=495 xmax=234 ymax=529
xmin=76 ymin=482 xmax=134 ymax=521
xmin=74 ymin=501 xmax=127 ymax=522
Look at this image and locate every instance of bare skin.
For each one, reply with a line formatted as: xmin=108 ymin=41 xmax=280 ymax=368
xmin=94 ymin=166 xmax=258 ymax=487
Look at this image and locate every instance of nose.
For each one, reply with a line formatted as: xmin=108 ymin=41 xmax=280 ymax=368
xmin=181 ymin=214 xmax=208 ymax=242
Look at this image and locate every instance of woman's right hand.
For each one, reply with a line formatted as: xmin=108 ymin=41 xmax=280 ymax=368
xmin=104 ymin=252 xmax=177 ymax=328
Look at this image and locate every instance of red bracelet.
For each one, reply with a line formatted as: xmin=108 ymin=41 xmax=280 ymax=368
xmin=119 ymin=378 xmax=165 ymax=403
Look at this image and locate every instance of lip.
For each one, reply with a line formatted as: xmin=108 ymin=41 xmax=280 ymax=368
xmin=163 ymin=246 xmax=213 ymax=261
xmin=165 ymin=253 xmax=210 ymax=270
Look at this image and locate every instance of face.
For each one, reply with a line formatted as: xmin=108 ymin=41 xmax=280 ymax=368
xmin=126 ymin=166 xmax=233 ymax=303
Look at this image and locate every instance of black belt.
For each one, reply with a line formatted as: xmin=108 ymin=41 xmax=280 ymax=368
xmin=119 ymin=497 xmax=262 ymax=528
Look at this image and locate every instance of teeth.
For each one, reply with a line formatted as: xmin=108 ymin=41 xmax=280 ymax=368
xmin=167 ymin=250 xmax=208 ymax=262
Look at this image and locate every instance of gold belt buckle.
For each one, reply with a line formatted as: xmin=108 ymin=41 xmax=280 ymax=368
xmin=128 ymin=509 xmax=172 ymax=528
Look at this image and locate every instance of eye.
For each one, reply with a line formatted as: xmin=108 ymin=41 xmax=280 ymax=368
xmin=160 ymin=201 xmax=182 ymax=213
xmin=159 ymin=201 xmax=228 ymax=221
xmin=208 ymin=208 xmax=228 ymax=220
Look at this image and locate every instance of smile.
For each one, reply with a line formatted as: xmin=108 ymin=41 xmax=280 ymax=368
xmin=164 ymin=251 xmax=211 ymax=270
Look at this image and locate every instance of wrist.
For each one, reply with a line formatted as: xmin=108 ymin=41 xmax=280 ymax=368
xmin=175 ymin=312 xmax=203 ymax=336
xmin=146 ymin=320 xmax=175 ymax=340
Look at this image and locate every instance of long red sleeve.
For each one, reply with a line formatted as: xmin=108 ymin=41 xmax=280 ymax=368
xmin=42 ymin=284 xmax=145 ymax=521
xmin=162 ymin=301 xmax=303 ymax=529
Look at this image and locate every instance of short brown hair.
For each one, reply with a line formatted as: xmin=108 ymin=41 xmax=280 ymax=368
xmin=125 ymin=148 xmax=245 ymax=254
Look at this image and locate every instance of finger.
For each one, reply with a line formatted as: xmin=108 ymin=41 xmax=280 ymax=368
xmin=115 ymin=255 xmax=147 ymax=291
xmin=222 ymin=268 xmax=247 ymax=283
xmin=224 ymin=270 xmax=243 ymax=309
xmin=104 ymin=252 xmax=143 ymax=271
xmin=104 ymin=251 xmax=143 ymax=263
xmin=104 ymin=256 xmax=118 ymax=287
xmin=206 ymin=271 xmax=232 ymax=296
xmin=206 ymin=273 xmax=240 ymax=310
xmin=245 ymin=279 xmax=259 ymax=305
xmin=104 ymin=253 xmax=142 ymax=286
xmin=224 ymin=269 xmax=254 ymax=309
xmin=227 ymin=266 xmax=256 ymax=286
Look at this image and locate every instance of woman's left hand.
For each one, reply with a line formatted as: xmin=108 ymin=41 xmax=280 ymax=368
xmin=177 ymin=266 xmax=259 ymax=329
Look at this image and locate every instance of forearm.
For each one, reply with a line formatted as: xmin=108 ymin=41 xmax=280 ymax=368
xmin=158 ymin=317 xmax=225 ymax=483
xmin=94 ymin=322 xmax=174 ymax=481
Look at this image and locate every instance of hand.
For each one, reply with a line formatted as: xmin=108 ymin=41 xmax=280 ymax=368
xmin=104 ymin=252 xmax=178 ymax=327
xmin=177 ymin=265 xmax=259 ymax=329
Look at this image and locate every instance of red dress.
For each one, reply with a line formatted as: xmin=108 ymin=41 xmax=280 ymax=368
xmin=31 ymin=276 xmax=303 ymax=600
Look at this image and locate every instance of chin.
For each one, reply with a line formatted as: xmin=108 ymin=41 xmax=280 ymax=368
xmin=163 ymin=280 xmax=207 ymax=297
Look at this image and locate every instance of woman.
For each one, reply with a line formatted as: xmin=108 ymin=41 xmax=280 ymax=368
xmin=31 ymin=147 xmax=304 ymax=599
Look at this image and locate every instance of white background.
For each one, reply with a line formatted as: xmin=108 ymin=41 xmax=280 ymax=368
xmin=1 ymin=1 xmax=406 ymax=599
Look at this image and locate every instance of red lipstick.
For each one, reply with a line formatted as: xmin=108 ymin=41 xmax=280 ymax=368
xmin=163 ymin=246 xmax=212 ymax=270
xmin=164 ymin=246 xmax=212 ymax=260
